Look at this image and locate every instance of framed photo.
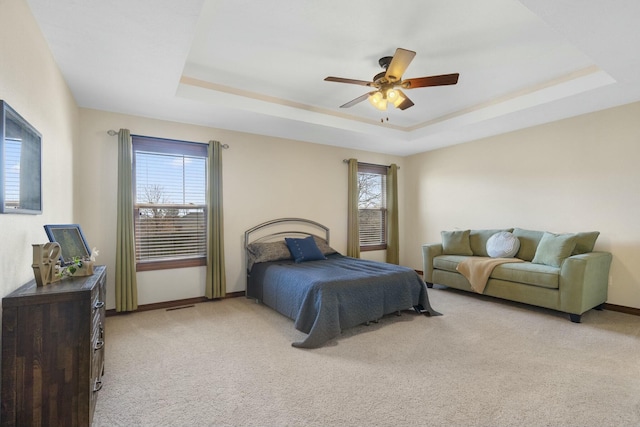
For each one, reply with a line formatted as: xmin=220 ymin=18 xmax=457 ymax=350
xmin=44 ymin=224 xmax=91 ymax=265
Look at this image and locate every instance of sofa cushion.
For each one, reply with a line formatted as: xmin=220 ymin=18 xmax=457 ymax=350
xmin=572 ymin=231 xmax=600 ymax=255
xmin=531 ymin=232 xmax=577 ymax=268
xmin=513 ymin=228 xmax=544 ymax=261
xmin=491 ymin=262 xmax=560 ymax=289
xmin=433 ymin=255 xmax=470 ymax=273
xmin=441 ymin=230 xmax=473 ymax=255
xmin=486 ymin=231 xmax=520 ymax=258
xmin=469 ymin=229 xmax=513 ymax=256
xmin=434 ymin=255 xmax=560 ymax=289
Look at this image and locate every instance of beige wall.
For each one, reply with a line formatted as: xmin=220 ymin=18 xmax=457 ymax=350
xmin=3 ymin=0 xmax=638 ymax=312
xmin=77 ymin=109 xmax=404 ymax=309
xmin=0 ymin=0 xmax=79 ymax=297
xmin=404 ymin=101 xmax=640 ymax=309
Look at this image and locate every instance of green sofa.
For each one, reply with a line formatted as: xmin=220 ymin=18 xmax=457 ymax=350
xmin=422 ymin=228 xmax=612 ymax=322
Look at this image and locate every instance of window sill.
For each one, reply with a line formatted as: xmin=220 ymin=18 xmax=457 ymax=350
xmin=136 ymin=257 xmax=206 ymax=272
xmin=360 ymin=244 xmax=387 ymax=252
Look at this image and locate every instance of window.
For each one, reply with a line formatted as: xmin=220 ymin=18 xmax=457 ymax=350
xmin=132 ymin=136 xmax=208 ymax=271
xmin=358 ymin=163 xmax=387 ymax=251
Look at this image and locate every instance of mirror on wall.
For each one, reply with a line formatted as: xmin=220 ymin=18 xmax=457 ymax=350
xmin=0 ymin=100 xmax=42 ymax=214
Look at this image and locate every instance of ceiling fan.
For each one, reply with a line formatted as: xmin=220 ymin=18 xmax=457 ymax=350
xmin=324 ymin=48 xmax=459 ymax=111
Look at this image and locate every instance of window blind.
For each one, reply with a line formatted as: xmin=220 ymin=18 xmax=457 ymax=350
xmin=132 ymin=136 xmax=208 ymax=266
xmin=357 ymin=163 xmax=387 ymax=249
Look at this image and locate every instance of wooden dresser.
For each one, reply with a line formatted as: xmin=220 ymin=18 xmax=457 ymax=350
xmin=1 ymin=266 xmax=106 ymax=427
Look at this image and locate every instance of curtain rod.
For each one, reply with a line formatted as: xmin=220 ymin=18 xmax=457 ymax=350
xmin=107 ymin=130 xmax=229 ymax=148
xmin=342 ymin=159 xmax=399 ymax=169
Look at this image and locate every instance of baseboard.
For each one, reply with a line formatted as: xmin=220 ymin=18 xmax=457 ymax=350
xmin=106 ymin=291 xmax=246 ymax=317
xmin=604 ymin=303 xmax=640 ymax=317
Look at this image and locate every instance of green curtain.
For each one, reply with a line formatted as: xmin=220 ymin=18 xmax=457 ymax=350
xmin=115 ymin=129 xmax=138 ymax=312
xmin=206 ymin=141 xmax=226 ymax=299
xmin=386 ymin=163 xmax=399 ymax=264
xmin=347 ymin=158 xmax=360 ymax=258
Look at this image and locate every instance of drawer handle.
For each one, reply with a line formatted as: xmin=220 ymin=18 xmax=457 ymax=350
xmin=94 ymin=301 xmax=105 ymax=310
xmin=94 ymin=340 xmax=104 ymax=351
xmin=93 ymin=380 xmax=103 ymax=392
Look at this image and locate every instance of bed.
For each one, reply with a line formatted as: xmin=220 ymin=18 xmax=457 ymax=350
xmin=245 ymin=218 xmax=441 ymax=348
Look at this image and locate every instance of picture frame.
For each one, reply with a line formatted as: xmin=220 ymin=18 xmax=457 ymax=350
xmin=0 ymin=100 xmax=42 ymax=214
xmin=44 ymin=224 xmax=91 ymax=265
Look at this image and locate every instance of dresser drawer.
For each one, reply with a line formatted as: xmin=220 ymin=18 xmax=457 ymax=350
xmin=91 ymin=278 xmax=106 ymax=349
xmin=90 ymin=350 xmax=104 ymax=422
xmin=92 ymin=306 xmax=104 ymax=340
xmin=92 ymin=284 xmax=105 ymax=320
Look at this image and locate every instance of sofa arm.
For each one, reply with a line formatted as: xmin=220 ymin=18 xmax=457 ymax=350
xmin=559 ymin=251 xmax=612 ymax=315
xmin=422 ymin=243 xmax=443 ymax=284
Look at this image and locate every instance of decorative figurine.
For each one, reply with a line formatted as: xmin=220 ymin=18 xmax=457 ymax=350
xmin=32 ymin=242 xmax=61 ymax=286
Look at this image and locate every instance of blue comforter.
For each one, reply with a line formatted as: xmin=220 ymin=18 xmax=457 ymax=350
xmin=248 ymin=254 xmax=441 ymax=348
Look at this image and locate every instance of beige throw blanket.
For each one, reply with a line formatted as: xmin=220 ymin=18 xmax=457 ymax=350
xmin=456 ymin=257 xmax=524 ymax=293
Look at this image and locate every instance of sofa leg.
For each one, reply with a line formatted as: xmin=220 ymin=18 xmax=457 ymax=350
xmin=425 ymin=282 xmax=434 ymax=288
xmin=569 ymin=313 xmax=582 ymax=323
xmin=595 ymin=303 xmax=605 ymax=311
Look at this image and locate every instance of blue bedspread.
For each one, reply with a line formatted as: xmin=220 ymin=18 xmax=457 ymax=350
xmin=248 ymin=254 xmax=441 ymax=348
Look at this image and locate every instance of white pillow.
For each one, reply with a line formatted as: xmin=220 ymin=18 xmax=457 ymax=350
xmin=486 ymin=231 xmax=520 ymax=258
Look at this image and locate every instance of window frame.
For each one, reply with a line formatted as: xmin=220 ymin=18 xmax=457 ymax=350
xmin=357 ymin=162 xmax=388 ymax=252
xmin=132 ymin=135 xmax=208 ymax=272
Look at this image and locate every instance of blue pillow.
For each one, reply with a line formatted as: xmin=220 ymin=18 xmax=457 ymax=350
xmin=285 ymin=236 xmax=327 ymax=263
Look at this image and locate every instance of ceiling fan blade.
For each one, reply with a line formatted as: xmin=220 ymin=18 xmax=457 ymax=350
xmin=325 ymin=76 xmax=373 ymax=86
xmin=395 ymin=90 xmax=414 ymax=110
xmin=385 ymin=48 xmax=416 ymax=82
xmin=340 ymin=92 xmax=371 ymax=108
xmin=403 ymin=73 xmax=459 ymax=89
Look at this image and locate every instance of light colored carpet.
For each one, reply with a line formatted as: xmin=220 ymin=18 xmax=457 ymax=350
xmin=93 ymin=287 xmax=640 ymax=427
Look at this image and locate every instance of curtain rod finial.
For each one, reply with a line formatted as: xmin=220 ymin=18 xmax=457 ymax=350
xmin=107 ymin=129 xmax=117 ymax=136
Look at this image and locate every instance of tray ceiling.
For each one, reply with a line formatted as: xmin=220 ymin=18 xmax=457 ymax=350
xmin=26 ymin=0 xmax=640 ymax=155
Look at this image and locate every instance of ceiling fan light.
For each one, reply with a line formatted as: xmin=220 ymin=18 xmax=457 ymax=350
xmin=368 ymin=92 xmax=387 ymax=110
xmin=386 ymin=88 xmax=398 ymax=100
xmin=391 ymin=93 xmax=406 ymax=108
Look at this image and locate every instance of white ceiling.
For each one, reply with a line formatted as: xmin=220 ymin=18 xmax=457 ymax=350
xmin=26 ymin=0 xmax=640 ymax=156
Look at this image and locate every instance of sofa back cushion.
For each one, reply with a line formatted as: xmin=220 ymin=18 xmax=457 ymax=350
xmin=441 ymin=230 xmax=473 ymax=255
xmin=572 ymin=231 xmax=600 ymax=255
xmin=513 ymin=228 xmax=545 ymax=261
xmin=469 ymin=228 xmax=513 ymax=256
xmin=531 ymin=232 xmax=577 ymax=267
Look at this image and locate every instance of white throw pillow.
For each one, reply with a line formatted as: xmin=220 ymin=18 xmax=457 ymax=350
xmin=486 ymin=231 xmax=520 ymax=258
